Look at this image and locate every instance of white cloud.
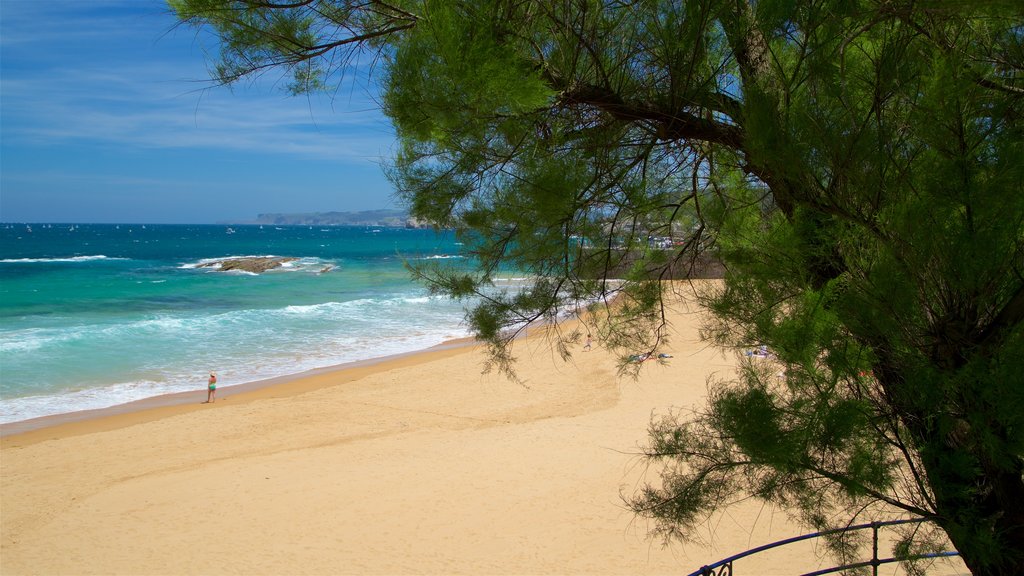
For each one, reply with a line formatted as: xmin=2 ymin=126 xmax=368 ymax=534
xmin=0 ymin=0 xmax=172 ymax=47
xmin=1 ymin=0 xmax=398 ymax=163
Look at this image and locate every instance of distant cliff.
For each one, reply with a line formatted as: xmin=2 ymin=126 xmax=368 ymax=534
xmin=245 ymin=209 xmax=428 ymax=227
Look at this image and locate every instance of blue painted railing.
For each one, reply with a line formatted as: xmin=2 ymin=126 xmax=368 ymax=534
xmin=689 ymin=517 xmax=960 ymax=576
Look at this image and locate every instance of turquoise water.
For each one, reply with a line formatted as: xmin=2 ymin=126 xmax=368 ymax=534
xmin=0 ymin=224 xmax=476 ymax=423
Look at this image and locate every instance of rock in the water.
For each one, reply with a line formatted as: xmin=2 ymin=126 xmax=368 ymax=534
xmin=198 ymin=256 xmax=298 ymax=273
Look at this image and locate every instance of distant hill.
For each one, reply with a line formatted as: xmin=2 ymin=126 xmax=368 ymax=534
xmin=243 ymin=209 xmax=421 ymax=227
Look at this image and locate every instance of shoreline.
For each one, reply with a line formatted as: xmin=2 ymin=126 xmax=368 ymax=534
xmin=0 ymin=335 xmax=479 ymax=443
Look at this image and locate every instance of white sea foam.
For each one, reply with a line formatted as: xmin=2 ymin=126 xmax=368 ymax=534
xmin=0 ymin=378 xmax=199 ymax=424
xmin=278 ymin=295 xmax=446 ymax=317
xmin=223 ymin=269 xmax=260 ymax=276
xmin=123 ymin=316 xmax=193 ymax=333
xmin=414 ymin=254 xmax=465 ymax=260
xmin=0 ymin=255 xmax=126 ymax=263
xmin=0 ymin=318 xmax=472 ymax=424
xmin=396 ymin=296 xmax=432 ymax=305
xmin=6 ymin=296 xmax=462 ymax=361
xmin=281 ymin=302 xmax=341 ymax=315
xmin=0 ymin=291 xmax=473 ymax=424
xmin=0 ymin=329 xmax=52 ymax=353
xmin=0 ymin=315 xmax=207 ymax=357
xmin=0 ymin=325 xmax=94 ymax=353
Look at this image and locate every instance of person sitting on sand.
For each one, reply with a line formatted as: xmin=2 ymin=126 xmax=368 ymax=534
xmin=629 ymin=352 xmax=654 ymax=363
xmin=205 ymin=371 xmax=217 ymax=403
xmin=746 ymin=345 xmax=773 ymax=359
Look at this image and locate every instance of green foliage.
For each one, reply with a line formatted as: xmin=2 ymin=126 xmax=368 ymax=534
xmin=173 ymin=1 xmax=1024 ymax=573
xmin=170 ymin=0 xmax=417 ymax=92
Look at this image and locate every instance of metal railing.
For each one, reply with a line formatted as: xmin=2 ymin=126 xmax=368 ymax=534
xmin=689 ymin=518 xmax=960 ymax=576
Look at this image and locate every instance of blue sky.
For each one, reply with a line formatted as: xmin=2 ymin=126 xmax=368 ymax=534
xmin=1 ymin=0 xmax=400 ymax=224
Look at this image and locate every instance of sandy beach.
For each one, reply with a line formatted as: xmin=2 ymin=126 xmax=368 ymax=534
xmin=0 ymin=283 xmax=967 ymax=575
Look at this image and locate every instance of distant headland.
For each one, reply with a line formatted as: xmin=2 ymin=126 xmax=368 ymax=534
xmin=226 ymin=209 xmax=432 ymax=228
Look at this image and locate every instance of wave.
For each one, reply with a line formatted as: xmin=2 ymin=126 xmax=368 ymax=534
xmin=0 ymin=301 xmax=473 ymax=424
xmin=0 ymin=316 xmax=195 ymax=354
xmin=413 ymin=254 xmax=465 ymax=260
xmin=0 ymin=320 xmax=474 ymax=425
xmin=1 ymin=293 xmax=457 ymax=354
xmin=0 ymin=255 xmax=127 ymax=263
xmin=0 ymin=328 xmax=54 ymax=353
xmin=280 ymin=295 xmax=439 ymax=317
xmin=0 ymin=379 xmax=189 ymax=424
xmin=222 ymin=269 xmax=261 ymax=276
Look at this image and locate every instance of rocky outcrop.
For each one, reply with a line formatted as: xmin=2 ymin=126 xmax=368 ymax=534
xmin=404 ymin=217 xmax=435 ymax=229
xmin=198 ymin=256 xmax=298 ymax=273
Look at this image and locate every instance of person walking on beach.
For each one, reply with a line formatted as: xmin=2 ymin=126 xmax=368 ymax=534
xmin=205 ymin=371 xmax=217 ymax=403
xmin=584 ymin=333 xmax=592 ymax=351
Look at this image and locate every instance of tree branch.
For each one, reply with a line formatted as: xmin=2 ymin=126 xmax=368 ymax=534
xmin=553 ymin=81 xmax=745 ymax=149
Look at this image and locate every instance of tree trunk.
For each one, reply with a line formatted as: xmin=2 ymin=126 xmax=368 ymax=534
xmin=927 ymin=459 xmax=1024 ymax=576
xmin=882 ymin=360 xmax=1024 ymax=576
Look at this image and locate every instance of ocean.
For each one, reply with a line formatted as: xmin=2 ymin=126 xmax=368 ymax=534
xmin=0 ymin=223 xmax=479 ymax=424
